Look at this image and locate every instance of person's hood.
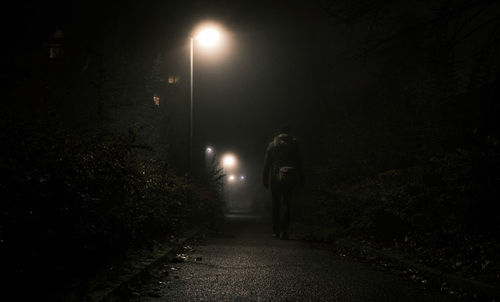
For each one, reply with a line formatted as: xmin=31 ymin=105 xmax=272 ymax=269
xmin=274 ymin=133 xmax=293 ymax=144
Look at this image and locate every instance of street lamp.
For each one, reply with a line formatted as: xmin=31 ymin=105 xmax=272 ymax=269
xmin=197 ymin=27 xmax=220 ymax=46
xmin=188 ymin=23 xmax=223 ymax=177
xmin=222 ymin=153 xmax=237 ymax=169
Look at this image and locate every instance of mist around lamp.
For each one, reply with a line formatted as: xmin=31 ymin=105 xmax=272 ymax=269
xmin=222 ymin=153 xmax=237 ymax=169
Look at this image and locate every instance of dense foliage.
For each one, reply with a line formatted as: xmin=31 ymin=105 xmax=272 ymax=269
xmin=297 ymin=141 xmax=500 ymax=284
xmin=0 ymin=116 xmax=223 ymax=298
xmin=295 ymin=0 xmax=500 ymax=286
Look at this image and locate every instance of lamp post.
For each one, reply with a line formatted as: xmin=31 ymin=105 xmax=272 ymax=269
xmin=189 ymin=37 xmax=194 ymax=177
xmin=188 ymin=25 xmax=221 ymax=178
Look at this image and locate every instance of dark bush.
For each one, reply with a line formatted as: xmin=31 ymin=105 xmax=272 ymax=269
xmin=295 ymin=137 xmax=500 ymax=282
xmin=0 ymin=117 xmax=223 ymax=299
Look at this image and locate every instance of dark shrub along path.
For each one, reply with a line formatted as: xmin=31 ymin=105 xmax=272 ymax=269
xmin=0 ymin=119 xmax=224 ymax=301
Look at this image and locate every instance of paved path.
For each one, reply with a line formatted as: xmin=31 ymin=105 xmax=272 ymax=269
xmin=139 ymin=213 xmax=452 ymax=301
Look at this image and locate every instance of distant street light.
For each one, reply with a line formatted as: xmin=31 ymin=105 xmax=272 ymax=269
xmin=222 ymin=153 xmax=237 ymax=169
xmin=206 ymin=147 xmax=213 ymax=154
xmin=240 ymin=175 xmax=245 ymax=180
xmin=228 ymin=174 xmax=236 ymax=182
xmin=188 ymin=23 xmax=224 ymax=177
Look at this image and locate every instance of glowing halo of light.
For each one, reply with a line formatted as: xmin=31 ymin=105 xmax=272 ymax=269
xmin=221 ymin=153 xmax=237 ymax=169
xmin=196 ymin=27 xmax=220 ymax=46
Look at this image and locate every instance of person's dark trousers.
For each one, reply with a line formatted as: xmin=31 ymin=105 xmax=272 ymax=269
xmin=271 ymin=187 xmax=281 ymax=235
xmin=271 ymin=185 xmax=293 ymax=237
xmin=280 ymin=188 xmax=292 ymax=236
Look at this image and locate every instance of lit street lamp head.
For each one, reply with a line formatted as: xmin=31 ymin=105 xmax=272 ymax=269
xmin=192 ymin=22 xmax=227 ymax=51
xmin=222 ymin=153 xmax=237 ymax=169
xmin=196 ymin=27 xmax=220 ymax=46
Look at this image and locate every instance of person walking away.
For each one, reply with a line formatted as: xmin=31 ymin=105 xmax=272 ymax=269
xmin=262 ymin=125 xmax=304 ymax=240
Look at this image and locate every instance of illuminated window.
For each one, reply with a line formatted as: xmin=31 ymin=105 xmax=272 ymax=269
xmin=153 ymin=94 xmax=160 ymax=107
xmin=49 ymin=45 xmax=62 ymax=59
xmin=48 ymin=29 xmax=64 ymax=59
xmin=168 ymin=75 xmax=180 ymax=84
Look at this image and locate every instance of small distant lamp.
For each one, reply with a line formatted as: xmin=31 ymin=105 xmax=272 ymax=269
xmin=222 ymin=154 xmax=237 ymax=168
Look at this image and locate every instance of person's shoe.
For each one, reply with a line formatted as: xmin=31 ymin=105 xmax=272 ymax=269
xmin=279 ymin=232 xmax=289 ymax=240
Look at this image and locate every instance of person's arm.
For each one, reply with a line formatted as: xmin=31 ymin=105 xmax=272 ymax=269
xmin=263 ymin=143 xmax=273 ymax=189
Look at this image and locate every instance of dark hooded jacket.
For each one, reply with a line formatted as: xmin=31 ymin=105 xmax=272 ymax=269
xmin=263 ymin=133 xmax=304 ymax=188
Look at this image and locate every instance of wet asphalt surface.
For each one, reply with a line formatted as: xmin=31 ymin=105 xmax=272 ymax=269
xmin=137 ymin=213 xmax=452 ymax=301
